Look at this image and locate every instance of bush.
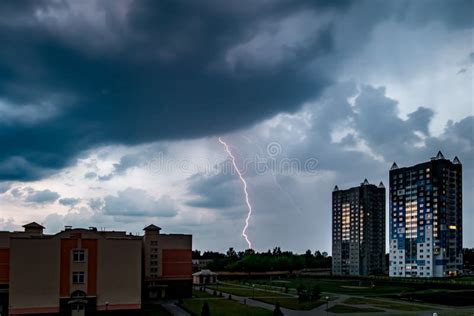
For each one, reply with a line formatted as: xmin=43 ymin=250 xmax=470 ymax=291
xmin=273 ymin=302 xmax=284 ymax=316
xmin=311 ymin=285 xmax=321 ymax=300
xmin=201 ymin=301 xmax=210 ymax=316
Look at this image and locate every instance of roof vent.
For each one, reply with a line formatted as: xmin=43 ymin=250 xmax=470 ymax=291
xmin=65 ymin=226 xmax=72 ymax=230
xmin=390 ymin=162 xmax=398 ymax=170
xmin=89 ymin=227 xmax=97 ymax=231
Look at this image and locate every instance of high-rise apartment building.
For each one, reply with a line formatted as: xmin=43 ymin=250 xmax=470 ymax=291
xmin=332 ymin=179 xmax=386 ymax=276
xmin=389 ymin=151 xmax=463 ymax=278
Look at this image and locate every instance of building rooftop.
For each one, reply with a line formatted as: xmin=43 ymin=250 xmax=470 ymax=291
xmin=192 ymin=269 xmax=217 ymax=276
xmin=143 ymin=224 xmax=162 ymax=231
xmin=22 ymin=222 xmax=44 ymax=229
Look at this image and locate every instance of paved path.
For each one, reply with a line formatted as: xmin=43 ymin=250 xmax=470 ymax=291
xmin=161 ymin=300 xmax=191 ymax=316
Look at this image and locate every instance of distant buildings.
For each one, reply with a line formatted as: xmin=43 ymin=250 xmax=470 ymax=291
xmin=389 ymin=152 xmax=463 ymax=278
xmin=332 ymin=179 xmax=386 ymax=276
xmin=0 ymin=223 xmax=192 ymax=315
xmin=192 ymin=258 xmax=213 ymax=272
xmin=192 ymin=269 xmax=218 ymax=285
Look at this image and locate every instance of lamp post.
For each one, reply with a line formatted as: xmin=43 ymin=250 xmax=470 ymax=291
xmin=252 ymin=284 xmax=255 ymax=298
xmin=105 ymin=301 xmax=109 ymax=312
xmin=325 ymin=296 xmax=329 ymax=316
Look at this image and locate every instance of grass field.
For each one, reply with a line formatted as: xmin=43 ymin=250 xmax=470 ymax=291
xmin=208 ymin=284 xmax=293 ymax=299
xmin=179 ymin=299 xmax=272 ymax=316
xmin=244 ymin=278 xmax=413 ymax=296
xmin=327 ymin=304 xmax=384 ymax=313
xmin=344 ymin=297 xmax=432 ymax=311
xmin=394 ymin=289 xmax=474 ymax=306
xmin=253 ymin=296 xmax=325 ymax=310
xmin=192 ymin=288 xmax=216 ymax=298
xmin=208 ymin=282 xmax=325 ymax=310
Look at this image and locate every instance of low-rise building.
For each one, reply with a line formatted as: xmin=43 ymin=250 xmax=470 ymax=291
xmin=192 ymin=270 xmax=217 ymax=285
xmin=0 ymin=222 xmax=192 ymax=315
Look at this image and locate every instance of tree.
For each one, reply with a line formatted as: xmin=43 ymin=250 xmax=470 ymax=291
xmin=273 ymin=302 xmax=284 ymax=316
xmin=297 ymin=284 xmax=308 ymax=302
xmin=311 ymin=285 xmax=321 ymax=300
xmin=226 ymin=247 xmax=237 ymax=258
xmin=201 ymin=301 xmax=210 ymax=316
xmin=192 ymin=249 xmax=201 ymax=259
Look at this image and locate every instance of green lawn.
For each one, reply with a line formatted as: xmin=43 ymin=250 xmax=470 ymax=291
xmin=209 ymin=282 xmax=323 ymax=310
xmin=254 ymin=297 xmax=325 ymax=310
xmin=237 ymin=278 xmax=416 ymax=297
xmin=193 ymin=289 xmax=216 ymax=298
xmin=344 ymin=297 xmax=432 ymax=311
xmin=179 ymin=299 xmax=272 ymax=316
xmin=208 ymin=284 xmax=293 ymax=299
xmin=327 ymin=304 xmax=384 ymax=313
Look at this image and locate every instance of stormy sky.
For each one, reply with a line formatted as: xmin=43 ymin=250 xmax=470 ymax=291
xmin=0 ymin=0 xmax=472 ymax=253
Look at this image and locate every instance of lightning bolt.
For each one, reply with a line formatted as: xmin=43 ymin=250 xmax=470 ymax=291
xmin=218 ymin=137 xmax=253 ymax=249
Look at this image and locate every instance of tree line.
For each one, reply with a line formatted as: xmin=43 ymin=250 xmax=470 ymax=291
xmin=193 ymin=247 xmax=332 ymax=272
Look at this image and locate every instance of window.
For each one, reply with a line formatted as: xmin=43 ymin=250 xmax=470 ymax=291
xmin=72 ymin=272 xmax=85 ymax=284
xmin=73 ymin=249 xmax=85 ymax=262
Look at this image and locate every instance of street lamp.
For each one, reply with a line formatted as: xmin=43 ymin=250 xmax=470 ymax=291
xmin=325 ymin=296 xmax=329 ymax=316
xmin=252 ymin=284 xmax=255 ymax=298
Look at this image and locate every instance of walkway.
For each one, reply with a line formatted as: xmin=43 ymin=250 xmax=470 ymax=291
xmin=161 ymin=300 xmax=191 ymax=316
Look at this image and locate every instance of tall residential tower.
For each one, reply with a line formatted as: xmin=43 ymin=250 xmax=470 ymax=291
xmin=389 ymin=151 xmax=463 ymax=277
xmin=332 ymin=180 xmax=386 ymax=276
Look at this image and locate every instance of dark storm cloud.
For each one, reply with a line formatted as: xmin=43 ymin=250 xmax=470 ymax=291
xmin=182 ymin=81 xmax=474 ymax=250
xmin=0 ymin=0 xmax=472 ymax=181
xmin=186 ymin=169 xmax=241 ymax=209
xmin=352 ymin=86 xmax=434 ymax=150
xmin=101 ymin=188 xmax=178 ymax=217
xmin=84 ymin=171 xmax=97 ymax=179
xmin=98 ymin=144 xmax=167 ymax=180
xmin=58 ymin=197 xmax=80 ymax=207
xmin=0 ymin=182 xmax=11 ymax=194
xmin=24 ymin=188 xmax=60 ymax=204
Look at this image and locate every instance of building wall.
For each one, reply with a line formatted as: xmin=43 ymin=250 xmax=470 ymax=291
xmin=9 ymin=238 xmax=61 ymax=315
xmin=389 ymin=156 xmax=463 ymax=278
xmin=143 ymin=231 xmax=192 ymax=299
xmin=158 ymin=235 xmax=192 ymax=279
xmin=0 ymin=248 xmax=9 ymax=284
xmin=96 ymin=238 xmax=142 ymax=310
xmin=332 ymin=182 xmax=385 ymax=276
